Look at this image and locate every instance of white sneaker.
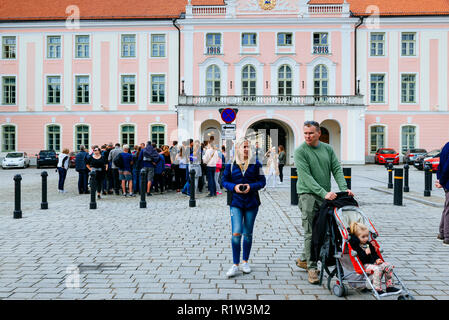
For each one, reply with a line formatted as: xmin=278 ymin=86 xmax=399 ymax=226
xmin=226 ymin=265 xmax=239 ymax=278
xmin=240 ymin=262 xmax=251 ymax=274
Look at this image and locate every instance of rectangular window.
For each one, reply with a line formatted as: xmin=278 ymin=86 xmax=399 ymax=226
xmin=206 ymin=33 xmax=221 ymax=55
xmin=401 ymin=126 xmax=416 ymax=153
xmin=313 ymin=32 xmax=329 ymax=54
xmin=151 ymin=34 xmax=166 ymax=57
xmin=277 ymin=33 xmax=292 ymax=46
xmin=2 ymin=76 xmax=16 ymax=105
xmin=121 ymin=75 xmax=136 ymax=104
xmin=121 ymin=34 xmax=136 ymax=58
xmin=121 ymin=125 xmax=135 ymax=147
xmin=47 ymin=36 xmax=61 ymax=59
xmin=2 ymin=36 xmax=16 ymax=59
xmin=401 ymin=74 xmax=416 ymax=103
xmin=47 ymin=76 xmax=61 ymax=104
xmin=151 ymin=75 xmax=165 ymax=103
xmin=370 ymin=126 xmax=385 ymax=153
xmin=75 ymin=76 xmax=89 ymax=104
xmin=75 ymin=35 xmax=90 ymax=58
xmin=75 ymin=125 xmax=89 ymax=152
xmin=401 ymin=33 xmax=416 ymax=56
xmin=370 ymin=74 xmax=385 ymax=103
xmin=370 ymin=33 xmax=385 ymax=56
xmin=151 ymin=125 xmax=165 ymax=148
xmin=2 ymin=125 xmax=16 ymax=152
xmin=242 ymin=33 xmax=257 ymax=46
xmin=47 ymin=125 xmax=61 ymax=152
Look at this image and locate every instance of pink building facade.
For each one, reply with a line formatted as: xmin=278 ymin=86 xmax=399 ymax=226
xmin=1 ymin=0 xmax=449 ymax=164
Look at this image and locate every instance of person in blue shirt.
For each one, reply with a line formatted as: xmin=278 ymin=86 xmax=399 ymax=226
xmin=75 ymin=145 xmax=89 ymax=194
xmin=138 ymin=141 xmax=159 ymax=196
xmin=222 ymin=138 xmax=266 ymax=278
xmin=436 ymin=141 xmax=449 ymax=245
xmin=119 ymin=144 xmax=135 ymax=197
xmin=154 ymin=151 xmax=166 ymax=194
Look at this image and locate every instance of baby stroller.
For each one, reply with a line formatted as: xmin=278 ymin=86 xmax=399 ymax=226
xmin=314 ymin=193 xmax=414 ymax=300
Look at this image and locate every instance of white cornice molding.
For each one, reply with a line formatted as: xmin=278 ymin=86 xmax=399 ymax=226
xmin=0 ymin=20 xmax=176 ymax=29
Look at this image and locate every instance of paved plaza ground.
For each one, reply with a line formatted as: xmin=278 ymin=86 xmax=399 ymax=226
xmin=0 ymin=164 xmax=448 ymax=300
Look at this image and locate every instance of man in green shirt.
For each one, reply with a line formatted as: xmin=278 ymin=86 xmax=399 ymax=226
xmin=294 ymin=120 xmax=354 ymax=284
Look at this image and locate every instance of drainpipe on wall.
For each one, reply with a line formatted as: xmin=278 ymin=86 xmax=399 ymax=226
xmin=172 ymin=17 xmax=181 ymax=129
xmin=354 ymin=15 xmax=364 ymax=96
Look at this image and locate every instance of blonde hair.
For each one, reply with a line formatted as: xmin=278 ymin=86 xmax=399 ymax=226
xmin=234 ymin=138 xmax=253 ymax=172
xmin=350 ymin=221 xmax=368 ymax=237
xmin=62 ymin=148 xmax=70 ymax=154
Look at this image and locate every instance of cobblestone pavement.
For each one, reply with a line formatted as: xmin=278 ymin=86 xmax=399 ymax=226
xmin=0 ymin=165 xmax=448 ymax=300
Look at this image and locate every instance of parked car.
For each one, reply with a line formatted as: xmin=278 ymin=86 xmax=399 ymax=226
xmin=414 ymin=149 xmax=441 ymax=170
xmin=36 ymin=150 xmax=58 ymax=169
xmin=403 ymin=148 xmax=427 ymax=164
xmin=374 ymin=148 xmax=400 ymax=165
xmin=424 ymin=156 xmax=440 ymax=172
xmin=69 ymin=152 xmax=76 ymax=168
xmin=1 ymin=152 xmax=30 ymax=169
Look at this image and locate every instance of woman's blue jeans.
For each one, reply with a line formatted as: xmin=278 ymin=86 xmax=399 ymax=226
xmin=57 ymin=167 xmax=67 ymax=191
xmin=230 ymin=206 xmax=259 ymax=265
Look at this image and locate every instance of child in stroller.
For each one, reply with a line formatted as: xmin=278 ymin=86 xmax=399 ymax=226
xmin=349 ymin=221 xmax=401 ymax=295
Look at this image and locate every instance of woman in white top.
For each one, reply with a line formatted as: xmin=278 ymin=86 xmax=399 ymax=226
xmin=57 ymin=148 xmax=70 ymax=193
xmin=202 ymin=141 xmax=219 ymax=197
xmin=176 ymin=147 xmax=187 ymax=192
xmin=263 ymin=147 xmax=280 ymax=189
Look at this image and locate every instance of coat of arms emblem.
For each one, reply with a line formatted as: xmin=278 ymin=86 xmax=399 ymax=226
xmin=258 ymin=0 xmax=276 ymax=10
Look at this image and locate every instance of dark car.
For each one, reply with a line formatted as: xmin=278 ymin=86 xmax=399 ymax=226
xmin=69 ymin=152 xmax=76 ymax=168
xmin=413 ymin=149 xmax=441 ymax=170
xmin=36 ymin=150 xmax=58 ymax=169
xmin=403 ymin=148 xmax=427 ymax=164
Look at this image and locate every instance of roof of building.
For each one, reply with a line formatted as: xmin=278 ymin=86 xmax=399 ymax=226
xmin=0 ymin=0 xmax=447 ymax=21
xmin=308 ymin=0 xmax=449 ymax=16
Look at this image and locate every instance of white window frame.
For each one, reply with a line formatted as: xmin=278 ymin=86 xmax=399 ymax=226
xmin=240 ymin=32 xmax=260 ymax=55
xmin=368 ymin=124 xmax=388 ymax=155
xmin=275 ymin=32 xmax=295 ymax=55
xmin=205 ymin=32 xmax=223 ymax=56
xmin=311 ymin=32 xmax=331 ymax=55
xmin=400 ymin=32 xmax=417 ymax=57
xmin=120 ymin=73 xmax=137 ymax=105
xmin=150 ymin=33 xmax=167 ymax=58
xmin=306 ymin=57 xmax=336 ymax=96
xmin=1 ymin=75 xmax=17 ymax=106
xmin=119 ymin=123 xmax=137 ymax=147
xmin=1 ymin=35 xmax=17 ymax=60
xmin=45 ymin=35 xmax=62 ymax=60
xmin=45 ymin=74 xmax=63 ymax=106
xmin=44 ymin=123 xmax=62 ymax=152
xmin=73 ymin=34 xmax=91 ymax=59
xmin=1 ymin=123 xmax=17 ymax=152
xmin=400 ymin=124 xmax=419 ymax=154
xmin=234 ymin=57 xmax=264 ymax=96
xmin=73 ymin=123 xmax=91 ymax=152
xmin=369 ymin=32 xmax=386 ymax=57
xmin=400 ymin=72 xmax=418 ymax=105
xmin=120 ymin=33 xmax=137 ymax=59
xmin=73 ymin=74 xmax=91 ymax=105
xmin=199 ymin=57 xmax=229 ymax=97
xmin=149 ymin=73 xmax=167 ymax=104
xmin=369 ymin=72 xmax=387 ymax=104
xmin=149 ymin=123 xmax=167 ymax=147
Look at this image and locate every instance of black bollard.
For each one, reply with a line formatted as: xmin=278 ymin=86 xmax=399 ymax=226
xmin=140 ymin=169 xmax=147 ymax=208
xmin=189 ymin=169 xmax=196 ymax=208
xmin=41 ymin=171 xmax=48 ymax=210
xmin=291 ymin=167 xmax=298 ymax=205
xmin=424 ymin=163 xmax=432 ymax=197
xmin=387 ymin=163 xmax=393 ymax=189
xmin=89 ymin=170 xmax=97 ymax=209
xmin=393 ymin=168 xmax=403 ymax=206
xmin=403 ymin=164 xmax=410 ymax=193
xmin=343 ymin=167 xmax=352 ymax=190
xmin=13 ymin=174 xmax=22 ymax=219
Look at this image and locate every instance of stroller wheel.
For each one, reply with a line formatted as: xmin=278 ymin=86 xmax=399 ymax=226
xmin=398 ymin=294 xmax=413 ymax=300
xmin=397 ymin=295 xmax=406 ymax=301
xmin=332 ymin=284 xmax=347 ymax=297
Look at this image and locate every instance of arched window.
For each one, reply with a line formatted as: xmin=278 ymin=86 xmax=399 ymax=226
xmin=47 ymin=125 xmax=61 ymax=152
xmin=206 ymin=65 xmax=221 ymax=101
xmin=151 ymin=125 xmax=165 ymax=148
xmin=242 ymin=65 xmax=256 ymax=101
xmin=370 ymin=125 xmax=385 ymax=154
xmin=121 ymin=124 xmax=135 ymax=147
xmin=2 ymin=125 xmax=16 ymax=152
xmin=278 ymin=65 xmax=292 ymax=101
xmin=75 ymin=125 xmax=89 ymax=152
xmin=401 ymin=125 xmax=416 ymax=154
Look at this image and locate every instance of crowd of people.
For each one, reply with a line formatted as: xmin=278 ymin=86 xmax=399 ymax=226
xmin=55 ymin=137 xmax=288 ymax=200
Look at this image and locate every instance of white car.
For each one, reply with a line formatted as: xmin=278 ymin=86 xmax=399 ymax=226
xmin=2 ymin=152 xmax=31 ymax=169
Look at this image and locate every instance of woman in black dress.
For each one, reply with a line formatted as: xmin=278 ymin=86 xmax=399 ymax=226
xmin=86 ymin=146 xmax=108 ymax=199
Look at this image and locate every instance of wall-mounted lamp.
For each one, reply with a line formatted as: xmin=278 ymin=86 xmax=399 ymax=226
xmin=181 ymin=79 xmax=185 ymax=96
xmin=356 ymin=76 xmax=361 ymax=95
xmin=230 ymin=81 xmax=232 ymax=89
xmin=302 ymin=81 xmax=304 ymax=89
xmin=266 ymin=81 xmax=268 ymax=89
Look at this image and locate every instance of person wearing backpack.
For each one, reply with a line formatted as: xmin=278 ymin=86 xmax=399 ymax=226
xmin=138 ymin=141 xmax=160 ymax=196
xmin=75 ymin=145 xmax=89 ymax=194
xmin=108 ymin=143 xmax=123 ymax=195
xmin=57 ymin=148 xmax=70 ymax=193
